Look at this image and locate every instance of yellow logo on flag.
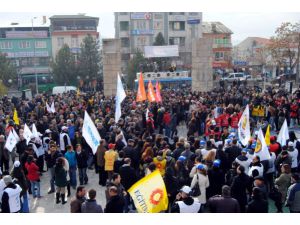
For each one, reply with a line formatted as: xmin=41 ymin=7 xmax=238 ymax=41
xmin=128 ymin=170 xmax=168 ymax=213
xmin=242 ymin=116 xmax=247 ymax=129
xmin=255 ymin=139 xmax=262 ymax=153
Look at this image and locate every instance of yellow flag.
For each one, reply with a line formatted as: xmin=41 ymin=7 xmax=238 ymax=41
xmin=76 ymin=88 xmax=80 ymax=96
xmin=128 ymin=170 xmax=168 ymax=213
xmin=265 ymin=125 xmax=270 ymax=146
xmin=13 ymin=108 xmax=20 ymax=125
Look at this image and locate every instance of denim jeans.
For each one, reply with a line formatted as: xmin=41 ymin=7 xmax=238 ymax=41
xmin=69 ymin=166 xmax=77 ymax=188
xmin=164 ymin=125 xmax=171 ymax=138
xmin=290 ymin=118 xmax=297 ymax=128
xmin=21 ymin=192 xmax=29 ymax=213
xmin=30 ymin=181 xmax=41 ymax=198
xmin=269 ymin=116 xmax=276 ymax=131
xmin=78 ymin=167 xmax=88 ymax=184
xmin=49 ymin=167 xmax=55 ymax=191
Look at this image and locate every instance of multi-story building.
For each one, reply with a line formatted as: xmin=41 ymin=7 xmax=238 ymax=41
xmin=0 ymin=25 xmax=53 ymax=92
xmin=233 ymin=37 xmax=272 ymax=76
xmin=202 ymin=22 xmax=233 ymax=75
xmin=49 ymin=15 xmax=99 ymax=61
xmin=114 ymin=12 xmax=202 ymax=72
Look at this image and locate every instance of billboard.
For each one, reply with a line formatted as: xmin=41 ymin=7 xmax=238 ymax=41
xmin=131 ymin=30 xmax=154 ymax=35
xmin=131 ymin=12 xmax=152 ymax=20
xmin=187 ymin=19 xmax=201 ymax=24
xmin=144 ymin=45 xmax=179 ymax=58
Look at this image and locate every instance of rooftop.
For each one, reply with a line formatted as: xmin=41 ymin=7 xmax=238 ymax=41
xmin=202 ymin=22 xmax=233 ymax=34
xmin=50 ymin=15 xmax=99 ymax=21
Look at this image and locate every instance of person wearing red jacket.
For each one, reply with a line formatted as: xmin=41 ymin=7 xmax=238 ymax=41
xmin=163 ymin=110 xmax=172 ymax=138
xmin=269 ymin=136 xmax=282 ymax=156
xmin=290 ymin=101 xmax=298 ymax=128
xmin=221 ymin=112 xmax=230 ymax=129
xmin=230 ymin=112 xmax=240 ymax=132
xmin=25 ymin=155 xmax=41 ymax=198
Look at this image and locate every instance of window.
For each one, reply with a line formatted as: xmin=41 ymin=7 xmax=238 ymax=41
xmin=19 ymin=41 xmax=30 ymax=49
xmin=169 ymin=37 xmax=185 ymax=46
xmin=57 ymin=37 xmax=64 ymax=47
xmin=154 ymin=13 xmax=163 ymax=19
xmin=39 ymin=57 xmax=49 ymax=66
xmin=35 ymin=41 xmax=47 ymax=48
xmin=136 ymin=20 xmax=146 ymax=30
xmin=121 ymin=53 xmax=130 ymax=60
xmin=189 ymin=12 xmax=199 ymax=16
xmin=169 ymin=12 xmax=185 ymax=15
xmin=119 ymin=12 xmax=128 ymax=15
xmin=137 ymin=37 xmax=146 ymax=46
xmin=71 ymin=36 xmax=79 ymax=48
xmin=154 ymin=21 xmax=163 ymax=30
xmin=120 ymin=21 xmax=129 ymax=31
xmin=215 ymin=52 xmax=224 ymax=61
xmin=170 ymin=21 xmax=185 ymax=31
xmin=0 ymin=41 xmax=12 ymax=49
xmin=121 ymin=38 xmax=130 ymax=47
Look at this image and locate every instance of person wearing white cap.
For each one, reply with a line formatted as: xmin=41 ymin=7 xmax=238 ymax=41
xmin=287 ymin=141 xmax=299 ymax=172
xmin=171 ymin=185 xmax=201 ymax=213
xmin=1 ymin=175 xmax=22 ymax=213
xmin=59 ymin=126 xmax=71 ymax=153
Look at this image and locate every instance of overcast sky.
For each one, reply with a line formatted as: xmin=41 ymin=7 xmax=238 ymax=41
xmin=0 ymin=12 xmax=299 ymax=45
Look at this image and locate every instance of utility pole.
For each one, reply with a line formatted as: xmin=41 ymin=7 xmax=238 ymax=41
xmin=32 ymin=17 xmax=38 ymax=94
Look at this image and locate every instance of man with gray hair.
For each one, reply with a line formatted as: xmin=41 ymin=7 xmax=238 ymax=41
xmin=1 ymin=175 xmax=22 ymax=213
xmin=207 ymin=185 xmax=240 ymax=213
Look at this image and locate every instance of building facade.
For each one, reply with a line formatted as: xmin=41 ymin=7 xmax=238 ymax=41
xmin=233 ymin=37 xmax=273 ymax=76
xmin=49 ymin=15 xmax=99 ymax=61
xmin=0 ymin=26 xmax=53 ymax=92
xmin=202 ymin=22 xmax=233 ymax=76
xmin=114 ymin=12 xmax=202 ymax=73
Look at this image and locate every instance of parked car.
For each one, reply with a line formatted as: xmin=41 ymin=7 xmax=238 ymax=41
xmin=221 ymin=72 xmax=246 ymax=82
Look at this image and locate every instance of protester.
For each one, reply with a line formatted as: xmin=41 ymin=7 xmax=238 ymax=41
xmin=286 ymin=173 xmax=300 ymax=213
xmin=1 ymin=175 xmax=22 ymax=213
xmin=81 ymin=189 xmax=103 ymax=213
xmin=171 ymin=186 xmax=201 ymax=213
xmin=70 ymin=186 xmax=86 ymax=213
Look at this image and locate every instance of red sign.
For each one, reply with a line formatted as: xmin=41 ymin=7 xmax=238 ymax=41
xmin=212 ymin=61 xmax=229 ymax=68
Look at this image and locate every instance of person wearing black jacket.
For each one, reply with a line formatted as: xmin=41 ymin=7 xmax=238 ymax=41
xmin=45 ymin=144 xmax=62 ymax=194
xmin=231 ymin=165 xmax=252 ymax=212
xmin=207 ymin=160 xmax=225 ymax=199
xmin=225 ymin=139 xmax=242 ymax=166
xmin=105 ymin=186 xmax=125 ymax=213
xmin=123 ymin=139 xmax=139 ymax=170
xmin=246 ymin=187 xmax=268 ymax=213
xmin=119 ymin=158 xmax=138 ymax=212
xmin=171 ymin=186 xmax=201 ymax=213
xmin=75 ymin=144 xmax=88 ymax=185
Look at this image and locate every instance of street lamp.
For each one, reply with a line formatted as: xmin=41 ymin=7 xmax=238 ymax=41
xmin=31 ymin=17 xmax=38 ymax=94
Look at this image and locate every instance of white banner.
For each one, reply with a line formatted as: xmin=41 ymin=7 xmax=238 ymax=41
xmin=254 ymin=128 xmax=271 ymax=161
xmin=115 ymin=74 xmax=126 ymax=123
xmin=277 ymin=119 xmax=289 ymax=146
xmin=82 ymin=111 xmax=101 ymax=154
xmin=5 ymin=131 xmax=18 ymax=152
xmin=238 ymin=105 xmax=251 ymax=146
xmin=144 ymin=45 xmax=179 ymax=58
xmin=24 ymin=124 xmax=33 ymax=145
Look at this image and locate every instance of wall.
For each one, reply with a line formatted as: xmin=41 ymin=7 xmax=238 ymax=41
xmin=102 ymin=38 xmax=122 ymax=96
xmin=191 ymin=37 xmax=214 ymax=91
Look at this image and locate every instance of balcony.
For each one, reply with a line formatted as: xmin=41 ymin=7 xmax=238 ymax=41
xmin=52 ymin=26 xmax=97 ymax=31
xmin=213 ymin=43 xmax=232 ymax=49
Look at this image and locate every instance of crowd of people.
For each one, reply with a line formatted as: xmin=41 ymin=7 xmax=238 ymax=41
xmin=0 ymin=84 xmax=300 ymax=213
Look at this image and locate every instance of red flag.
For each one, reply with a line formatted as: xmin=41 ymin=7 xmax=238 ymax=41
xmin=155 ymin=81 xmax=162 ymax=102
xmin=136 ymin=73 xmax=147 ymax=102
xmin=147 ymin=81 xmax=156 ymax=102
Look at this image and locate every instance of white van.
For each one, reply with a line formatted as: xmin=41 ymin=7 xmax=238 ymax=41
xmin=52 ymin=86 xmax=77 ymax=95
xmin=222 ymin=73 xmax=246 ymax=82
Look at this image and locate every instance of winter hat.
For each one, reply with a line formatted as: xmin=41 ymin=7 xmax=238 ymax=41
xmin=180 ymin=186 xmax=192 ymax=194
xmin=3 ymin=175 xmax=13 ymax=185
xmin=288 ymin=141 xmax=294 ymax=147
xmin=14 ymin=161 xmax=21 ymax=168
xmin=108 ymin=143 xmax=116 ymax=150
xmin=197 ymin=164 xmax=205 ymax=170
xmin=199 ymin=140 xmax=206 ymax=146
xmin=178 ymin=156 xmax=186 ymax=162
xmin=213 ymin=159 xmax=221 ymax=167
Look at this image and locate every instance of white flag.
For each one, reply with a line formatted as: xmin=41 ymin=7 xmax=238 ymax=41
xmin=24 ymin=124 xmax=33 ymax=145
xmin=32 ymin=124 xmax=42 ymax=144
xmin=238 ymin=105 xmax=251 ymax=146
xmin=50 ymin=102 xmax=56 ymax=113
xmin=12 ymin=128 xmax=20 ymax=142
xmin=82 ymin=111 xmax=101 ymax=154
xmin=121 ymin=130 xmax=127 ymax=146
xmin=46 ymin=102 xmax=52 ymax=113
xmin=146 ymin=108 xmax=149 ymax=120
xmin=115 ymin=74 xmax=126 ymax=123
xmin=277 ymin=119 xmax=289 ymax=146
xmin=31 ymin=143 xmax=45 ymax=157
xmin=5 ymin=131 xmax=18 ymax=152
xmin=254 ymin=128 xmax=271 ymax=161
